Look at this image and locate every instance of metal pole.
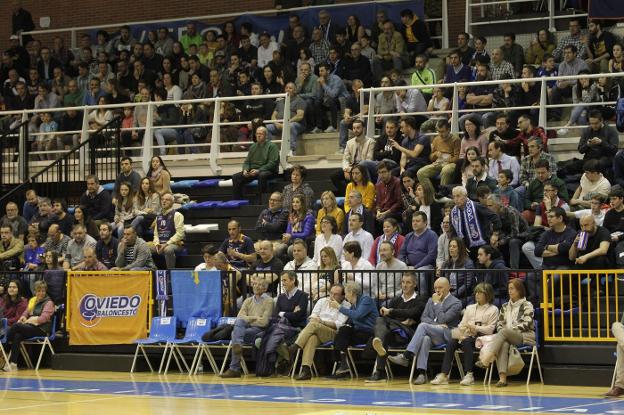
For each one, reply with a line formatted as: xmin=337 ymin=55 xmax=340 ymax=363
xmin=538 ymin=78 xmax=547 ymax=128
xmin=450 ymin=83 xmax=459 ymax=134
xmin=79 ymin=107 xmax=89 ymax=179
xmin=465 ymin=0 xmax=472 ymax=34
xmin=548 ymin=0 xmax=556 ymax=32
xmin=442 ymin=0 xmax=449 ymax=49
xmin=18 ymin=112 xmax=28 ymax=183
xmin=280 ymin=94 xmax=291 ymax=169
xmin=209 ymin=99 xmax=222 ymax=175
xmin=70 ymin=30 xmax=77 ymax=50
xmin=366 ymin=91 xmax=376 ymax=138
xmin=142 ymin=103 xmax=154 ymax=173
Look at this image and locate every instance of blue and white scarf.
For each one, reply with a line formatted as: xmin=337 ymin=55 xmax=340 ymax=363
xmin=375 ymin=232 xmax=400 ymax=264
xmin=451 ymin=199 xmax=485 ymax=248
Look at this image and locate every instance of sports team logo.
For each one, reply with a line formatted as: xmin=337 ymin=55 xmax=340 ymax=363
xmin=78 ymin=293 xmax=142 ymax=328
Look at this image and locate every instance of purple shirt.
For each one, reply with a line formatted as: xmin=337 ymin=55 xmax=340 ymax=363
xmin=398 ymin=229 xmax=438 ymax=268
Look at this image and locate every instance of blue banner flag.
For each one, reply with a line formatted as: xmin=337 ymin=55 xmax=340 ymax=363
xmin=170 ymin=270 xmax=222 ymax=328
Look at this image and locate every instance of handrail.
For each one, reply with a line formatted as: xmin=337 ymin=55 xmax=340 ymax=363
xmin=0 ymin=116 xmax=122 ymax=207
xmin=21 ymin=0 xmax=448 ymax=49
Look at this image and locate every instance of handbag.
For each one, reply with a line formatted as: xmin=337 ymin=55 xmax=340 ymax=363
xmin=506 ymin=344 xmax=525 ymax=375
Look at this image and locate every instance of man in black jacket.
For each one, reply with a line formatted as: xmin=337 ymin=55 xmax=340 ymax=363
xmin=255 ymin=192 xmax=288 ymax=242
xmin=360 ymin=119 xmax=402 ymax=181
xmin=153 ymin=88 xmax=180 ymax=156
xmin=367 ymin=272 xmax=428 ymax=382
xmin=79 ymin=174 xmax=113 ymax=225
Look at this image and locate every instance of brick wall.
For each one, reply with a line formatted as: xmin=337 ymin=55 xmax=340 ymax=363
xmin=448 ymin=0 xmax=466 ymax=46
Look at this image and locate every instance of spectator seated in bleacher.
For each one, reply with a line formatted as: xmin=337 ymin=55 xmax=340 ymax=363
xmin=410 ymin=55 xmax=436 ymax=103
xmin=567 ymin=193 xmax=609 ymax=228
xmin=487 ymin=141 xmax=520 ymax=188
xmin=485 ymin=194 xmax=528 ymax=270
xmin=41 ymin=224 xmax=70 ymax=260
xmin=399 ymin=211 xmax=437 ymax=294
xmin=256 ymin=192 xmax=288 ymax=245
xmin=549 ymin=44 xmax=588 ymax=122
xmin=282 ymin=165 xmax=315 ymax=212
xmin=417 ymin=119 xmax=460 ymax=192
xmin=313 ymin=216 xmax=343 ymax=266
xmin=1 ymin=202 xmax=27 ymax=241
xmin=149 ymin=192 xmax=184 ymax=269
xmin=430 ymin=282 xmax=499 ymax=386
xmin=477 ymin=279 xmax=535 ymax=388
xmin=475 ymin=245 xmax=509 ymax=306
xmin=194 ymin=244 xmax=218 ymax=272
xmin=374 ymin=240 xmax=407 ymax=301
xmin=369 ymin=217 xmax=404 ymax=267
xmin=219 ymin=279 xmax=274 ymax=378
xmin=283 ymin=238 xmax=317 ymax=272
xmin=331 ymin=120 xmax=374 ymax=195
xmin=373 ymin=161 xmax=402 ymax=228
xmin=373 ymin=20 xmax=406 ymax=81
xmin=315 ymin=191 xmax=345 ymax=236
xmin=466 ymin=157 xmax=497 ymax=202
xmin=522 ymin=160 xmax=569 ymax=224
xmin=604 ymin=186 xmax=624 ymax=264
xmin=518 ymin=137 xmax=557 ymax=197
xmin=495 ymin=170 xmax=522 ymax=212
xmin=146 ymin=156 xmax=172 ymax=196
xmin=250 ymin=240 xmax=284 ymax=292
xmin=22 ymin=190 xmax=39 ymax=224
xmin=29 ymin=197 xmax=57 ymax=237
xmin=288 ymin=283 xmax=350 ymax=381
xmin=569 ymin=214 xmax=612 ymax=271
xmin=557 ymin=70 xmax=599 ymax=134
xmin=327 ymin=281 xmax=378 ymax=379
xmin=22 ymin=235 xmax=44 ymax=272
xmin=388 ymin=277 xmax=462 ymax=385
xmin=133 ymin=177 xmax=162 ymax=239
xmin=277 ymin=195 xmax=315 ymax=260
xmin=80 ymin=175 xmax=113 ymax=226
xmin=450 ymin=186 xmax=501 ymax=259
xmin=112 ymin=226 xmax=156 ymax=271
xmin=570 ymin=110 xmax=620 ymax=176
xmin=51 ymin=199 xmax=74 ymax=237
xmin=340 ymin=240 xmax=374 ymax=292
xmin=3 ymin=280 xmax=54 ymax=372
xmin=112 ymin=182 xmax=138 ymax=239
xmin=232 ymin=126 xmax=279 ymax=200
xmin=0 ymin=280 xmax=28 ymax=331
xmin=338 ymin=79 xmax=368 ymax=151
xmin=64 ymin=224 xmax=97 ymax=270
xmin=525 ymin=29 xmax=555 ymax=66
xmin=399 ymin=8 xmax=432 ymax=61
xmin=439 ymin=236 xmax=475 ymax=307
xmin=585 ymin=20 xmax=616 ymax=74
xmin=74 ymin=246 xmax=108 ymax=271
xmin=569 ymin=160 xmax=611 ymax=212
xmin=255 ymin=270 xmax=308 ymax=377
xmin=266 ymin=82 xmax=305 ymax=157
xmin=220 ymin=220 xmax=256 ymax=270
xmin=0 ymin=225 xmax=24 ymax=271
xmin=342 ymin=214 xmax=374 ymax=263
xmin=360 ymin=119 xmax=402 ymax=183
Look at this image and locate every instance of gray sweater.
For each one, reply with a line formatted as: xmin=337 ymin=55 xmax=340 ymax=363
xmin=115 ymin=237 xmax=156 ymax=270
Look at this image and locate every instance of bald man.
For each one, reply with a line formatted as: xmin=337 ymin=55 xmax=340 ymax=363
xmin=250 ymin=240 xmax=284 ymax=294
xmin=74 ymin=246 xmax=108 ymax=271
xmin=388 ymin=277 xmax=462 ymax=385
xmin=568 ymin=214 xmax=611 ymax=270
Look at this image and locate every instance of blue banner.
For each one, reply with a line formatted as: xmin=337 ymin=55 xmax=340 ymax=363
xmin=588 ymin=0 xmax=624 ymax=19
xmin=90 ymin=1 xmax=424 ymax=45
xmin=170 ymin=270 xmax=222 ymax=328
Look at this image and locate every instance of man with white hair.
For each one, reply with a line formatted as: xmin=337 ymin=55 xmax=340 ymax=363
xmin=232 ymin=126 xmax=280 ymax=199
xmin=450 ymin=186 xmax=501 ymax=259
xmin=388 ymin=277 xmax=462 ymax=384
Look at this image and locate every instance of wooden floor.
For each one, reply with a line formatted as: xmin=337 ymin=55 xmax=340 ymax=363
xmin=0 ymin=369 xmax=620 ymax=415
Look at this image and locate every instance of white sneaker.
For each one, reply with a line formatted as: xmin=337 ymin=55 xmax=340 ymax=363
xmin=324 ymin=126 xmax=336 ymax=133
xmin=460 ymin=372 xmax=474 ymax=386
xmin=310 ymin=127 xmax=321 ymax=134
xmin=1 ymin=362 xmax=9 ymax=372
xmin=557 ymin=128 xmax=569 ymax=136
xmin=430 ymin=373 xmax=449 ymax=385
xmin=287 ymin=150 xmax=294 ymax=157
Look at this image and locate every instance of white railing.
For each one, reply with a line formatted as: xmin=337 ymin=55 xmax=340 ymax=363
xmin=22 ymin=0 xmax=448 ymax=50
xmin=0 ymin=93 xmax=290 ymax=181
xmin=361 ymin=71 xmax=624 ymax=140
xmin=465 ymin=0 xmax=588 ymax=33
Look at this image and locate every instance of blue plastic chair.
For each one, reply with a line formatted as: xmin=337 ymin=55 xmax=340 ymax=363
xmin=164 ymin=317 xmax=209 ymax=375
xmin=201 ymin=317 xmax=249 ymax=376
xmin=130 ymin=316 xmax=178 ymax=373
xmin=20 ymin=315 xmax=57 ymax=371
xmin=0 ymin=318 xmax=9 ymax=369
xmin=290 ymin=340 xmax=335 ymax=379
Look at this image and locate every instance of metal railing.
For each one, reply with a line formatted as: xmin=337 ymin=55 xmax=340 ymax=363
xmin=465 ymin=0 xmax=588 ymax=33
xmin=21 ymin=0 xmax=448 ymax=50
xmin=542 ymin=269 xmax=623 ymax=342
xmin=0 ymin=116 xmax=122 ymax=208
xmin=360 ymin=71 xmax=624 ymax=143
xmin=0 ymin=93 xmax=291 ymax=182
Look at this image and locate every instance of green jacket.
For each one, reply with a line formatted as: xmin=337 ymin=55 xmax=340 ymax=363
xmin=525 ymin=175 xmax=569 ymax=209
xmin=243 ymin=140 xmax=279 ymax=173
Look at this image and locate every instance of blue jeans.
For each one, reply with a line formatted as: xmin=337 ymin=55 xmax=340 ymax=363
xmin=266 ymin=122 xmax=304 ymax=152
xmin=339 ymin=119 xmax=352 ymax=149
xmin=406 ymin=322 xmax=448 ymax=370
xmin=230 ymin=318 xmax=264 ymax=372
xmin=154 ymin=128 xmax=179 ymax=156
xmin=178 ymin=130 xmax=198 ymax=154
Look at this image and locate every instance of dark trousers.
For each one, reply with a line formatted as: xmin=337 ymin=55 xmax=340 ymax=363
xmin=7 ymin=323 xmax=46 ymax=364
xmin=333 ymin=325 xmax=372 ymax=361
xmin=330 ymin=168 xmax=349 ymax=196
xmin=441 ymin=337 xmax=477 ymax=375
xmin=373 ymin=317 xmax=413 ymax=369
xmin=549 ymin=85 xmax=572 ymax=120
xmin=232 ymin=170 xmax=275 ymax=199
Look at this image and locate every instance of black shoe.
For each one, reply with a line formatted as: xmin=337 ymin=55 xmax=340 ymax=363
xmin=326 ymin=371 xmax=350 ymax=379
xmin=276 ymin=359 xmax=291 ymax=376
xmin=365 ymin=371 xmax=386 ymax=383
xmin=295 ymin=365 xmax=312 ymax=381
xmin=334 ymin=362 xmax=350 ymax=375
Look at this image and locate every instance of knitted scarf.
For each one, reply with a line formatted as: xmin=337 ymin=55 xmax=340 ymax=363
xmin=451 ymin=199 xmax=485 ymax=248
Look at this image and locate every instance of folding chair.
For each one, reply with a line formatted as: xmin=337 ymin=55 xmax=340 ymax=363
xmin=290 ymin=341 xmax=334 ymax=379
xmin=0 ymin=319 xmax=10 ymax=370
xmin=409 ymin=343 xmax=450 ymax=384
xmin=164 ymin=317 xmax=210 ymax=375
xmin=345 ymin=343 xmax=368 ymax=379
xmin=19 ymin=315 xmax=57 ymax=371
xmin=485 ymin=320 xmax=543 ymax=386
xmin=130 ymin=316 xmax=178 ymax=373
